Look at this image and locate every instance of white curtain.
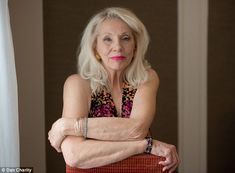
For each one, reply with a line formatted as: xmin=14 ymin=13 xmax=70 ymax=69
xmin=0 ymin=0 xmax=20 ymax=167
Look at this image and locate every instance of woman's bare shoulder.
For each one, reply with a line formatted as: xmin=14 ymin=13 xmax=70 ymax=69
xmin=136 ymin=68 xmax=159 ymax=93
xmin=64 ymin=74 xmax=87 ymax=84
xmin=147 ymin=68 xmax=160 ymax=83
xmin=62 ymin=74 xmax=91 ymax=117
xmin=63 ymin=74 xmax=90 ymax=93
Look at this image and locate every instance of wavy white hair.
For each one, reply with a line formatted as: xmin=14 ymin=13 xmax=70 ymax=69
xmin=77 ymin=7 xmax=150 ymax=94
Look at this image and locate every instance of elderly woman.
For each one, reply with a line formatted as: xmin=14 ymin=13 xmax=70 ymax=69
xmin=48 ymin=7 xmax=180 ymax=173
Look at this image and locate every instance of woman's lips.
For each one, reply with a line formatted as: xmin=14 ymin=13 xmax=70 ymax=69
xmin=111 ymin=56 xmax=126 ymax=61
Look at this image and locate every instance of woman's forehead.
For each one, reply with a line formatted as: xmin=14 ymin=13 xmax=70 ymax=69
xmin=96 ymin=18 xmax=133 ymax=35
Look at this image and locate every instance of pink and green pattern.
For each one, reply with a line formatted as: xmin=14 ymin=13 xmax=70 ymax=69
xmin=88 ymin=83 xmax=137 ymax=118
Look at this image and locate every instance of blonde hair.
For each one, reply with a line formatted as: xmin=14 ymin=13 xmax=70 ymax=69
xmin=77 ymin=7 xmax=150 ymax=94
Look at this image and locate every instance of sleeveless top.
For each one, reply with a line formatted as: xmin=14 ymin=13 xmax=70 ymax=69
xmin=88 ymin=82 xmax=137 ymax=118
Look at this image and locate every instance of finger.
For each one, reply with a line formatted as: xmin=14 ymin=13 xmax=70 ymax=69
xmin=163 ymin=154 xmax=179 ymax=172
xmin=160 ymin=147 xmax=179 ymax=165
xmin=163 ymin=161 xmax=176 ymax=172
xmin=51 ymin=142 xmax=61 ymax=153
xmin=162 ymin=154 xmax=178 ymax=171
xmin=48 ymin=131 xmax=51 ymax=139
xmin=168 ymin=164 xmax=178 ymax=173
xmin=159 ymin=156 xmax=172 ymax=166
xmin=56 ymin=147 xmax=62 ymax=153
xmin=176 ymin=153 xmax=180 ymax=164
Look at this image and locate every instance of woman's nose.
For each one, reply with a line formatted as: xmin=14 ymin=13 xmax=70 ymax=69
xmin=112 ymin=39 xmax=122 ymax=52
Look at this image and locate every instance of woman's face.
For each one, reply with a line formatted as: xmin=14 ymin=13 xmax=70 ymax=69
xmin=95 ymin=18 xmax=136 ymax=72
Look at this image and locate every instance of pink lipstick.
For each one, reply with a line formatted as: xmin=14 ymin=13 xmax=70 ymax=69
xmin=111 ymin=56 xmax=126 ymax=61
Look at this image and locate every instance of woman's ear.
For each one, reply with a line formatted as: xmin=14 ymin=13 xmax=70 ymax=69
xmin=94 ymin=49 xmax=101 ymax=61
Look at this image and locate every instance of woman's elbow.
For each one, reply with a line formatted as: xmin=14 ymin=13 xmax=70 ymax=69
xmin=64 ymin=155 xmax=77 ymax=168
xmin=132 ymin=129 xmax=148 ymax=140
xmin=64 ymin=154 xmax=89 ymax=169
xmin=61 ymin=137 xmax=83 ymax=168
xmin=128 ymin=121 xmax=149 ymax=140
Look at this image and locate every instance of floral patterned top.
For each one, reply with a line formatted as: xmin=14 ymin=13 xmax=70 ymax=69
xmin=88 ymin=82 xmax=137 ymax=118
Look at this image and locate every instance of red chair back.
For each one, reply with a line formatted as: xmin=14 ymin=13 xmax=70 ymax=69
xmin=66 ymin=154 xmax=172 ymax=173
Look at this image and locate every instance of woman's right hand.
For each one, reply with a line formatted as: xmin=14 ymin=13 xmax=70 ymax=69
xmin=151 ymin=140 xmax=180 ymax=173
xmin=48 ymin=117 xmax=76 ymax=152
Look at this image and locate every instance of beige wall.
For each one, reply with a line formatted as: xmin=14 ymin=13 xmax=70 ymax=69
xmin=178 ymin=0 xmax=208 ymax=172
xmin=9 ymin=0 xmax=46 ymax=173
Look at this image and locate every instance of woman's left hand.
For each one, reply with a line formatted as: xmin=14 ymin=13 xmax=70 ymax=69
xmin=151 ymin=140 xmax=180 ymax=173
xmin=48 ymin=118 xmax=75 ymax=152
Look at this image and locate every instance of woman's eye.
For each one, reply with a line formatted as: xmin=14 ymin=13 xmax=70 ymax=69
xmin=103 ymin=37 xmax=112 ymax=42
xmin=122 ymin=36 xmax=130 ymax=41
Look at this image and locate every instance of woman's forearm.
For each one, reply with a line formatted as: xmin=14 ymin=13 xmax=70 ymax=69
xmin=61 ymin=136 xmax=147 ymax=169
xmin=87 ymin=117 xmax=148 ymax=140
xmin=63 ymin=117 xmax=148 ymax=141
xmin=64 ymin=117 xmax=149 ymax=141
xmin=48 ymin=116 xmax=148 ymax=152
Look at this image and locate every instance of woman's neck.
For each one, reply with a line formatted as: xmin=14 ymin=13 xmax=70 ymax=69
xmin=108 ymin=70 xmax=123 ymax=92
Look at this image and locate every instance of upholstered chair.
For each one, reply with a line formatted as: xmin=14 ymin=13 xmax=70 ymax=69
xmin=66 ymin=154 xmax=176 ymax=173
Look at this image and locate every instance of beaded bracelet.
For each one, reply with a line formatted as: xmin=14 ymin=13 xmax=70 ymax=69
xmin=145 ymin=136 xmax=153 ymax=154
